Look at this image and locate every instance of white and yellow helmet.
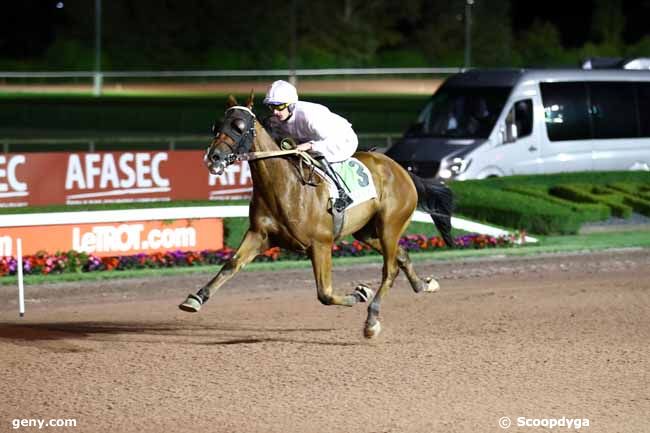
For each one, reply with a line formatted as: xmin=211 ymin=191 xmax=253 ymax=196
xmin=263 ymin=80 xmax=299 ymax=105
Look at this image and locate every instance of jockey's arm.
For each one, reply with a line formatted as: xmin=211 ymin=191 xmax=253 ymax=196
xmin=304 ymin=117 xmax=357 ymax=162
xmin=296 ymin=142 xmax=313 ymax=152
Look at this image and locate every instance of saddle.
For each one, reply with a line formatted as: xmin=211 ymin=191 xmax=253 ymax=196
xmin=280 ymin=138 xmax=375 ymax=239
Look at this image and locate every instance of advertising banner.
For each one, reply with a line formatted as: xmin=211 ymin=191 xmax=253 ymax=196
xmin=0 ymin=218 xmax=223 ymax=257
xmin=0 ymin=150 xmax=253 ymax=207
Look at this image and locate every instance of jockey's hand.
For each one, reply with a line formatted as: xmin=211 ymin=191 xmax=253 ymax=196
xmin=296 ymin=142 xmax=313 ymax=152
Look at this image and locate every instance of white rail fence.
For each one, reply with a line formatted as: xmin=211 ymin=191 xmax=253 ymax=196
xmin=0 ymin=206 xmax=530 ymax=241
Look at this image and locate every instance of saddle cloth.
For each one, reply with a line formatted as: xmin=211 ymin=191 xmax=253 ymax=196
xmin=319 ymin=158 xmax=377 ymax=210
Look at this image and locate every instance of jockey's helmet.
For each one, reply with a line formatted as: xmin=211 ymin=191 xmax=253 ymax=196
xmin=264 ymin=80 xmax=299 ymax=107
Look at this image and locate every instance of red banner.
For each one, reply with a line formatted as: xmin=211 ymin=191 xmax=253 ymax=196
xmin=0 ymin=151 xmax=253 ymax=208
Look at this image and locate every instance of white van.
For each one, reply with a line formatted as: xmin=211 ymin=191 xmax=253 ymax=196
xmin=385 ymin=68 xmax=650 ymax=180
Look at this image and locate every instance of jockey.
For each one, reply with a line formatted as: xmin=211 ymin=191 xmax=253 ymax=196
xmin=263 ymin=80 xmax=357 ymax=212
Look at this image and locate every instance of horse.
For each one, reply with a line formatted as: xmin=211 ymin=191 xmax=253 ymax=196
xmin=179 ymin=92 xmax=454 ymax=339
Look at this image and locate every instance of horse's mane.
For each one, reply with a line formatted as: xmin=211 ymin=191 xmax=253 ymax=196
xmin=256 ymin=114 xmax=320 ymax=186
xmin=260 ymin=115 xmax=285 ymax=146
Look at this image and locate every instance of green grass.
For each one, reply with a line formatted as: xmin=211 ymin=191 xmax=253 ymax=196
xmin=0 ymin=93 xmax=426 ymax=143
xmin=3 ymin=228 xmax=648 ymax=286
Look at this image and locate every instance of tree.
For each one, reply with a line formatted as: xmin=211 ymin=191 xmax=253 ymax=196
xmin=471 ymin=0 xmax=514 ymax=67
xmin=590 ymin=0 xmax=625 ymax=48
xmin=516 ymin=20 xmax=567 ymax=67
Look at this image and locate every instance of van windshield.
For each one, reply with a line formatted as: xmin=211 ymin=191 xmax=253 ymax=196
xmin=413 ymin=86 xmax=510 ymax=139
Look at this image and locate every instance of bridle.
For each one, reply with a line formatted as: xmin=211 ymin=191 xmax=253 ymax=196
xmin=204 ymin=105 xmax=317 ymax=176
xmin=204 ymin=106 xmax=257 ymax=175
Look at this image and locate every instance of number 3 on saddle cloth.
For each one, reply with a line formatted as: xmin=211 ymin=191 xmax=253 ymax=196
xmin=327 ymin=158 xmax=377 ymax=209
xmin=315 ymin=158 xmax=378 ymax=237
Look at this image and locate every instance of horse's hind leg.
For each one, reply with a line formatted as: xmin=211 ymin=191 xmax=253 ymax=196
xmin=353 ymin=232 xmax=439 ymax=293
xmin=179 ymin=230 xmax=269 ymax=312
xmin=362 ymin=226 xmax=402 ymax=339
xmin=309 ymin=241 xmax=366 ymax=306
xmin=396 ymin=247 xmax=440 ymax=293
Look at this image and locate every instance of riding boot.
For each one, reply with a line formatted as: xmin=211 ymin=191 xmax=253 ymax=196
xmin=315 ymin=156 xmax=353 ymax=213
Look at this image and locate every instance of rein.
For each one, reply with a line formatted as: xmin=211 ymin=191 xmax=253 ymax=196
xmin=211 ymin=106 xmax=321 ymax=185
xmin=238 ymin=149 xmax=321 ymax=186
xmin=237 ymin=148 xmax=318 ymax=165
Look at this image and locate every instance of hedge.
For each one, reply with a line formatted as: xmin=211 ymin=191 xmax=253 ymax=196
xmin=449 ymin=172 xmax=650 ymax=235
xmin=451 ymin=184 xmax=582 ymax=234
xmin=550 ymin=184 xmax=633 ymax=218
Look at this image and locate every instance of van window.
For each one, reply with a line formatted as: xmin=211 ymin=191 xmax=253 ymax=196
xmin=418 ymin=86 xmax=510 ymax=139
xmin=589 ymin=82 xmax=638 ymax=138
xmin=514 ymin=99 xmax=533 ymax=138
xmin=639 ymin=83 xmax=650 ymax=137
xmin=540 ymin=82 xmax=591 ymax=141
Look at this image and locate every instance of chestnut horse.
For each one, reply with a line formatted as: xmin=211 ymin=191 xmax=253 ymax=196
xmin=179 ymin=93 xmax=453 ymax=339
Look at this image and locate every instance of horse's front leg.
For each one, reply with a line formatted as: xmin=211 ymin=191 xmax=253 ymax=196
xmin=179 ymin=230 xmax=269 ymax=312
xmin=309 ymin=241 xmax=370 ymax=306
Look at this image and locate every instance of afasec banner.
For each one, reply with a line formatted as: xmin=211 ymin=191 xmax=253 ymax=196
xmin=0 ymin=218 xmax=223 ymax=257
xmin=0 ymin=151 xmax=253 ymax=207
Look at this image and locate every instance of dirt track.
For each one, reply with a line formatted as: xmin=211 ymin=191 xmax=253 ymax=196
xmin=1 ymin=249 xmax=649 ymax=433
xmin=0 ymin=78 xmax=443 ymax=96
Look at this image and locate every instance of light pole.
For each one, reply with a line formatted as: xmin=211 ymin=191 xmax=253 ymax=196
xmin=289 ymin=0 xmax=297 ymax=85
xmin=93 ymin=0 xmax=102 ymax=96
xmin=464 ymin=0 xmax=473 ymax=69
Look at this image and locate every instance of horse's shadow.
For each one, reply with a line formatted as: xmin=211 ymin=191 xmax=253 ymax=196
xmin=0 ymin=321 xmax=363 ymax=347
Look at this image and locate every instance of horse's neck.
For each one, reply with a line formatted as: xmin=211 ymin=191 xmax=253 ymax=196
xmin=252 ymin=123 xmax=281 ymax=154
xmin=250 ymin=123 xmax=300 ymax=195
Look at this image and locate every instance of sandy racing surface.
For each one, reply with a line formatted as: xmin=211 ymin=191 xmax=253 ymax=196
xmin=0 ymin=78 xmax=443 ymax=96
xmin=1 ymin=249 xmax=649 ymax=433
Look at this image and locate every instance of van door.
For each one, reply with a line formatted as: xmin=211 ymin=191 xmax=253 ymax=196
xmin=539 ymin=82 xmax=593 ymax=173
xmin=491 ymin=98 xmax=541 ymax=175
xmin=589 ymin=82 xmax=646 ymax=171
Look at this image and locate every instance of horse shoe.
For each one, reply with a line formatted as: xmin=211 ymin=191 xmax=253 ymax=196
xmin=364 ymin=320 xmax=382 ymax=339
xmin=424 ymin=277 xmax=440 ymax=293
xmin=353 ymin=284 xmax=374 ymax=303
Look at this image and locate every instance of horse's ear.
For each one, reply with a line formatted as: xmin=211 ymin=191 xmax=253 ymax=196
xmin=226 ymin=95 xmax=238 ymax=108
xmin=245 ymin=89 xmax=255 ymax=109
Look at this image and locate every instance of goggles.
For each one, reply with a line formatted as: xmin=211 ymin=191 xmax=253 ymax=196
xmin=266 ymin=102 xmax=290 ymax=111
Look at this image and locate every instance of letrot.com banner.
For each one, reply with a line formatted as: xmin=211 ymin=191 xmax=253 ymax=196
xmin=0 ymin=150 xmax=253 ymax=207
xmin=0 ymin=219 xmax=223 ymax=257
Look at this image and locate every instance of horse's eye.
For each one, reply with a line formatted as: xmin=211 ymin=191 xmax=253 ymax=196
xmin=231 ymin=119 xmax=246 ymax=134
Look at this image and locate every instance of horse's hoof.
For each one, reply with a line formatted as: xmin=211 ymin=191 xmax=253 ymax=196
xmin=423 ymin=277 xmax=440 ymax=293
xmin=353 ymin=284 xmax=374 ymax=303
xmin=179 ymin=294 xmax=202 ymax=313
xmin=364 ymin=320 xmax=381 ymax=339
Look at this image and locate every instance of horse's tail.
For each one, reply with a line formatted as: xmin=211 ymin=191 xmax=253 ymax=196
xmin=409 ymin=173 xmax=455 ymax=248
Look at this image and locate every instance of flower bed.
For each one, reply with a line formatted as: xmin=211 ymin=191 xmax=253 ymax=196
xmin=0 ymin=233 xmax=517 ymax=277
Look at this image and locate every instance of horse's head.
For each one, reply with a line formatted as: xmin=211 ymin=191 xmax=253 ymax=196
xmin=205 ymin=92 xmax=256 ymax=176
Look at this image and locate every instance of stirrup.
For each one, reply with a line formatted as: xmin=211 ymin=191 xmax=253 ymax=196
xmin=333 ymin=190 xmax=353 ymax=212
